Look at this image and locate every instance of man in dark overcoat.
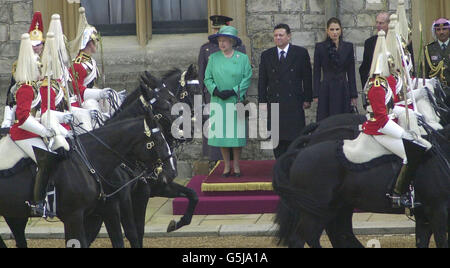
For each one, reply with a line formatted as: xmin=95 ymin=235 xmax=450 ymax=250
xmin=360 ymin=12 xmax=415 ymax=90
xmin=258 ymin=24 xmax=312 ymax=159
xmin=198 ymin=15 xmax=246 ymax=161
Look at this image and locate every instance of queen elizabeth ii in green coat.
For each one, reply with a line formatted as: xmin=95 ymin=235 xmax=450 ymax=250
xmin=204 ymin=26 xmax=253 ymax=177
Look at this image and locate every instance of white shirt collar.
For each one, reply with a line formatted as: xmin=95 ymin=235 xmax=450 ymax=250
xmin=438 ymin=39 xmax=449 ymax=47
xmin=277 ymin=43 xmax=290 ymax=58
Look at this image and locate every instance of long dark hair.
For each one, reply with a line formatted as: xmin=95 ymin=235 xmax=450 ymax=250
xmin=325 ymin=17 xmax=343 ymax=41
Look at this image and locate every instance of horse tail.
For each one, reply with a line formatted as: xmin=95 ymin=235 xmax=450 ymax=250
xmin=273 ymin=148 xmax=303 ymax=246
xmin=273 ymin=135 xmax=320 ymax=246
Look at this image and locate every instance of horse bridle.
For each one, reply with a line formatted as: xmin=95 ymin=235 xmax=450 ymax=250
xmin=71 ymin=97 xmax=174 ymax=200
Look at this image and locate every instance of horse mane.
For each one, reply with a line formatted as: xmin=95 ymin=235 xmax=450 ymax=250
xmin=162 ymin=68 xmax=182 ymax=81
xmin=91 ymin=116 xmax=144 ymax=136
xmin=118 ymin=86 xmax=141 ymax=109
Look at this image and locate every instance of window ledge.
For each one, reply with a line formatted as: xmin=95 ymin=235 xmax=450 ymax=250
xmin=101 ymin=33 xmax=207 ymax=54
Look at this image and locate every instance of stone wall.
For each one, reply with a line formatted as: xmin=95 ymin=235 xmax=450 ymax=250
xmin=245 ymin=0 xmax=412 ymax=115
xmin=0 ymin=0 xmax=33 ymax=118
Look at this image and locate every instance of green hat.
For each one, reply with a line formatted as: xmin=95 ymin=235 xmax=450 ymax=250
xmin=208 ymin=26 xmax=242 ymax=47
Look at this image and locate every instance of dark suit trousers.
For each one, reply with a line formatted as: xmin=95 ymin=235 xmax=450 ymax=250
xmin=273 ymin=140 xmax=294 ymax=159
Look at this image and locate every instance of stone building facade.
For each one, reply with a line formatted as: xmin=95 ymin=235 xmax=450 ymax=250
xmin=0 ymin=0 xmax=33 ymax=106
xmin=0 ymin=0 xmax=421 ymax=177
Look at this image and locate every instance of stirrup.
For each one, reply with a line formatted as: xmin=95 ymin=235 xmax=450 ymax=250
xmin=387 ymin=193 xmax=422 ymax=209
xmin=25 ymin=201 xmax=56 ymax=218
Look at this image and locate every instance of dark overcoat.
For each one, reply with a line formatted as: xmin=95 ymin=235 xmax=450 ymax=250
xmin=359 ymin=35 xmax=415 ymax=88
xmin=313 ymin=40 xmax=358 ymax=122
xmin=258 ymin=45 xmax=312 ymax=141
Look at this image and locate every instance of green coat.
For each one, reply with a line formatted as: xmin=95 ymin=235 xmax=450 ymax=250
xmin=204 ymin=50 xmax=253 ymax=148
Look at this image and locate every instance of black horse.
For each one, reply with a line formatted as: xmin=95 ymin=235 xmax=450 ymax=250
xmin=82 ymin=66 xmax=201 ymax=247
xmin=80 ymin=85 xmax=177 ymax=248
xmin=298 ymin=112 xmax=450 ymax=248
xmin=273 ymin=123 xmax=450 ymax=248
xmin=0 ymin=109 xmax=174 ymax=248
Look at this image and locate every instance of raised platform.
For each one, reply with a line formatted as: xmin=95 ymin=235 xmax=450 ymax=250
xmin=173 ymin=160 xmax=279 ymax=215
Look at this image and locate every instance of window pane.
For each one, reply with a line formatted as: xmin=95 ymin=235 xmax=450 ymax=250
xmin=181 ymin=0 xmax=207 ymax=21
xmin=81 ymin=0 xmax=136 ymax=36
xmin=82 ymin=0 xmax=109 ymax=25
xmin=151 ymin=0 xmax=208 ymax=34
xmin=152 ymin=0 xmax=180 ymax=22
xmin=81 ymin=0 xmax=136 ymax=24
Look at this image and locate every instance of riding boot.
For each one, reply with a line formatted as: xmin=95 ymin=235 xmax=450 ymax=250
xmin=390 ymin=139 xmax=428 ymax=209
xmin=26 ymin=147 xmax=58 ymax=218
xmin=390 ymin=164 xmax=421 ymax=208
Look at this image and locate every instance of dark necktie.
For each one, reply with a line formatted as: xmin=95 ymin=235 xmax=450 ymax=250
xmin=442 ymin=43 xmax=447 ymax=51
xmin=280 ymin=51 xmax=286 ymax=64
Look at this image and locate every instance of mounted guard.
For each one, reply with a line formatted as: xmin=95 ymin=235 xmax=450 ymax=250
xmin=9 ymin=33 xmax=66 ymax=217
xmin=361 ymin=30 xmax=431 ymax=208
xmin=69 ymin=7 xmax=125 ymax=117
xmin=2 ymin=11 xmax=45 ymax=131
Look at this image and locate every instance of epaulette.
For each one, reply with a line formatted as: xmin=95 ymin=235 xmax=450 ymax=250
xmin=74 ymin=52 xmax=91 ymax=64
xmin=372 ymin=76 xmax=388 ymax=89
xmin=40 ymin=78 xmax=59 ymax=89
xmin=426 ymin=41 xmax=438 ymax=47
xmin=17 ymin=81 xmax=34 ymax=87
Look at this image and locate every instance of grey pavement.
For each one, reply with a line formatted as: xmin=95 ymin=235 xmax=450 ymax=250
xmin=0 ymin=178 xmax=416 ymax=241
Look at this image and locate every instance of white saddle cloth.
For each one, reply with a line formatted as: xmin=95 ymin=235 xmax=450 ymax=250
xmin=343 ymin=133 xmax=393 ymax=164
xmin=0 ymin=135 xmax=28 ymax=171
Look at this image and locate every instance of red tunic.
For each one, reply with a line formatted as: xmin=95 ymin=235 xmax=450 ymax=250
xmin=10 ymin=84 xmax=40 ymax=141
xmin=69 ymin=60 xmax=87 ymax=103
xmin=69 ymin=52 xmax=97 ymax=103
xmin=362 ymin=78 xmax=392 ymax=136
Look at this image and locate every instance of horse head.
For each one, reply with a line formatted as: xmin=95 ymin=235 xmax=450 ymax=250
xmin=141 ymin=110 xmax=177 ymax=185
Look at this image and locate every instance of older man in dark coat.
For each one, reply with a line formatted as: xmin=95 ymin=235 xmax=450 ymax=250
xmin=360 ymin=12 xmax=415 ymax=89
xmin=258 ymin=24 xmax=313 ymax=159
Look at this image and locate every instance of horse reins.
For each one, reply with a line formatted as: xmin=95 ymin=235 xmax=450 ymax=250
xmin=69 ymin=113 xmax=169 ymax=200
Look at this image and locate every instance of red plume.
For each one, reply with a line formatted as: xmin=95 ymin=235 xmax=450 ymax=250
xmin=29 ymin=11 xmax=44 ymax=33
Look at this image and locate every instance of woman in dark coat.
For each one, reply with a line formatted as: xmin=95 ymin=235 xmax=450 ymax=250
xmin=313 ymin=17 xmax=358 ymax=122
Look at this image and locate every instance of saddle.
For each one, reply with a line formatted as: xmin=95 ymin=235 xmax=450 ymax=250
xmin=0 ymin=135 xmax=33 ymax=177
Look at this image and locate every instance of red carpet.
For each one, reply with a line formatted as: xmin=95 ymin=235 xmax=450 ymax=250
xmin=202 ymin=160 xmax=275 ymax=195
xmin=173 ymin=160 xmax=279 ymax=215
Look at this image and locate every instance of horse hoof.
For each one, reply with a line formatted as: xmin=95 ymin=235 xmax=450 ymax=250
xmin=167 ymin=220 xmax=177 ymax=233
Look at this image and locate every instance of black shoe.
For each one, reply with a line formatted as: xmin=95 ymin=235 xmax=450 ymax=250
xmin=390 ymin=193 xmax=422 ymax=209
xmin=222 ymin=171 xmax=231 ymax=178
xmin=233 ymin=172 xmax=241 ymax=178
xmin=26 ymin=201 xmax=56 ymax=218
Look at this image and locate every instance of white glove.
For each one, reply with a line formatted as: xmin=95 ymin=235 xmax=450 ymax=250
xmin=118 ymin=90 xmax=127 ymax=102
xmin=1 ymin=120 xmax=11 ymax=129
xmin=90 ymin=110 xmax=100 ymax=120
xmin=100 ymin=88 xmax=114 ymax=99
xmin=43 ymin=128 xmax=56 ymax=138
xmin=84 ymin=88 xmax=113 ymax=100
xmin=63 ymin=113 xmax=74 ymax=124
xmin=1 ymin=106 xmax=13 ymax=128
xmin=401 ymin=131 xmax=416 ymax=141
